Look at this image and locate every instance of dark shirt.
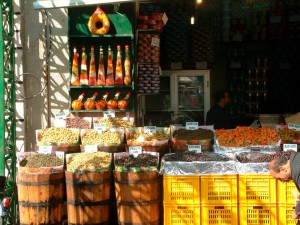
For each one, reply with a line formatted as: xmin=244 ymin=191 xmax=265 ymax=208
xmin=206 ymin=104 xmax=231 ymax=129
xmin=291 ymin=153 xmax=300 ymax=192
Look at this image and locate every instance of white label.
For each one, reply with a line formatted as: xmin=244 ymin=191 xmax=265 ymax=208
xmin=171 ymin=62 xmax=182 ymax=70
xmin=283 ymin=144 xmax=297 ymax=152
xmin=288 ymin=123 xmax=300 ymax=131
xmin=162 ymin=13 xmax=168 ymax=25
xmin=94 ymin=123 xmax=106 ymax=133
xmin=103 ymin=110 xmax=115 ymax=118
xmin=151 ymin=37 xmax=160 ymax=48
xmin=186 ymin=122 xmax=198 ymax=130
xmin=38 ymin=146 xmax=52 ymax=154
xmin=55 ymin=111 xmax=66 ymax=120
xmin=129 ymin=146 xmax=142 ymax=158
xmin=188 ymin=145 xmax=201 ymax=153
xmin=53 ymin=118 xmax=66 ymax=128
xmin=84 ymin=145 xmax=98 ymax=153
xmin=144 ymin=126 xmax=157 ymax=134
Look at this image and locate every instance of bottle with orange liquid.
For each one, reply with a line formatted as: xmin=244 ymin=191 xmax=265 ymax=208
xmin=71 ymin=46 xmax=80 ymax=86
xmin=106 ymin=46 xmax=114 ymax=86
xmin=124 ymin=45 xmax=132 ymax=85
xmin=88 ymin=46 xmax=97 ymax=86
xmin=80 ymin=46 xmax=88 ymax=85
xmin=97 ymin=46 xmax=106 ymax=85
xmin=115 ymin=45 xmax=123 ymax=85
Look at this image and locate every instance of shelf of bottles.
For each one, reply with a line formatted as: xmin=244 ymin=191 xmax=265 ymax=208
xmin=68 ymin=4 xmax=135 ymax=113
xmin=245 ymin=58 xmax=268 ymax=115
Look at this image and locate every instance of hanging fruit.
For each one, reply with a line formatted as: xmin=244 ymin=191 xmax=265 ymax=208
xmin=88 ymin=6 xmax=110 ymax=35
xmin=71 ymin=93 xmax=85 ymax=110
xmin=84 ymin=92 xmax=98 ymax=110
xmin=107 ymin=92 xmax=120 ymax=110
xmin=118 ymin=91 xmax=131 ymax=110
xmin=95 ymin=92 xmax=109 ymax=110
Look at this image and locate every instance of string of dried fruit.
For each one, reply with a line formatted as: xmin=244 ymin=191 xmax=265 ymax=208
xmin=95 ymin=117 xmax=133 ymax=128
xmin=38 ymin=127 xmax=79 ymax=144
xmin=81 ymin=130 xmax=122 ymax=145
xmin=19 ymin=153 xmax=64 ymax=168
xmin=67 ymin=152 xmax=111 ymax=172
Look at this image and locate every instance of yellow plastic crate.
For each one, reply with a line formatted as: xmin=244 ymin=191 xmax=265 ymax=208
xmin=277 ymin=180 xmax=299 ymax=204
xmin=239 ymin=174 xmax=276 ymax=204
xmin=164 ymin=204 xmax=200 ymax=225
xmin=200 ymin=204 xmax=238 ymax=225
xmin=277 ymin=204 xmax=298 ymax=225
xmin=200 ymin=174 xmax=238 ymax=204
xmin=239 ymin=204 xmax=277 ymax=225
xmin=163 ymin=176 xmax=200 ymax=205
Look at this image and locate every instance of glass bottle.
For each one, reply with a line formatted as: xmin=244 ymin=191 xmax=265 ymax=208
xmin=106 ymin=46 xmax=114 ymax=86
xmin=97 ymin=46 xmax=105 ymax=85
xmin=88 ymin=46 xmax=97 ymax=86
xmin=71 ymin=46 xmax=80 ymax=86
xmin=80 ymin=46 xmax=88 ymax=85
xmin=115 ymin=45 xmax=123 ymax=85
xmin=124 ymin=45 xmax=132 ymax=85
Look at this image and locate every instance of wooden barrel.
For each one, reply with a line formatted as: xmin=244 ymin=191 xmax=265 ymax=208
xmin=17 ymin=171 xmax=65 ymax=225
xmin=65 ymin=171 xmax=111 ymax=225
xmin=114 ymin=171 xmax=160 ymax=225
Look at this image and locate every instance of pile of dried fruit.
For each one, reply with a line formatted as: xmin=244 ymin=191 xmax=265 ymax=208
xmin=95 ymin=118 xmax=133 ymax=128
xmin=173 ymin=128 xmax=214 ymax=140
xmin=279 ymin=129 xmax=300 ymax=143
xmin=236 ymin=150 xmax=296 ymax=163
xmin=66 ymin=117 xmax=91 ymax=129
xmin=19 ymin=153 xmax=64 ymax=168
xmin=215 ymin=126 xmax=279 ymax=147
xmin=163 ymin=151 xmax=230 ymax=162
xmin=127 ymin=132 xmax=168 ymax=142
xmin=67 ymin=152 xmax=111 ymax=172
xmin=81 ymin=130 xmax=122 ymax=146
xmin=38 ymin=127 xmax=79 ymax=144
xmin=115 ymin=153 xmax=158 ymax=169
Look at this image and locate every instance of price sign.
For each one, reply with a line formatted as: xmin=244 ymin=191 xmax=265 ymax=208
xmin=283 ymin=144 xmax=298 ymax=152
xmin=188 ymin=145 xmax=201 ymax=153
xmin=151 ymin=37 xmax=160 ymax=48
xmin=129 ymin=146 xmax=142 ymax=158
xmin=103 ymin=110 xmax=115 ymax=118
xmin=144 ymin=126 xmax=157 ymax=134
xmin=186 ymin=122 xmax=198 ymax=130
xmin=94 ymin=123 xmax=106 ymax=133
xmin=38 ymin=146 xmax=52 ymax=154
xmin=55 ymin=111 xmax=66 ymax=120
xmin=84 ymin=145 xmax=98 ymax=153
xmin=288 ymin=123 xmax=300 ymax=131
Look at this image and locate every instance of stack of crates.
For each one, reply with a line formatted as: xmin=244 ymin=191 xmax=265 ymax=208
xmin=200 ymin=174 xmax=239 ymax=225
xmin=163 ymin=176 xmax=201 ymax=225
xmin=276 ymin=180 xmax=299 ymax=225
xmin=238 ymin=174 xmax=277 ymax=225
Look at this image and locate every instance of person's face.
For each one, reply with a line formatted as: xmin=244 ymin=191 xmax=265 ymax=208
xmin=223 ymin=93 xmax=230 ymax=105
xmin=269 ymin=161 xmax=292 ymax=182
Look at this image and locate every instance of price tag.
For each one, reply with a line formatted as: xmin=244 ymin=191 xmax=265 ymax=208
xmin=55 ymin=111 xmax=66 ymax=120
xmin=144 ymin=126 xmax=157 ymax=134
xmin=151 ymin=37 xmax=160 ymax=48
xmin=188 ymin=145 xmax=201 ymax=153
xmin=38 ymin=146 xmax=52 ymax=154
xmin=288 ymin=123 xmax=300 ymax=131
xmin=103 ymin=110 xmax=115 ymax=118
xmin=186 ymin=122 xmax=198 ymax=130
xmin=162 ymin=12 xmax=168 ymax=25
xmin=94 ymin=123 xmax=106 ymax=133
xmin=283 ymin=144 xmax=298 ymax=152
xmin=129 ymin=146 xmax=142 ymax=158
xmin=84 ymin=145 xmax=98 ymax=153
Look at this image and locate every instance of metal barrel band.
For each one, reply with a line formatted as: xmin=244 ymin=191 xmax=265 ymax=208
xmin=67 ymin=199 xmax=110 ymax=206
xmin=19 ymin=199 xmax=64 ymax=207
xmin=117 ymin=198 xmax=159 ymax=206
xmin=17 ymin=178 xmax=65 ymax=186
xmin=65 ymin=178 xmax=111 ymax=185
